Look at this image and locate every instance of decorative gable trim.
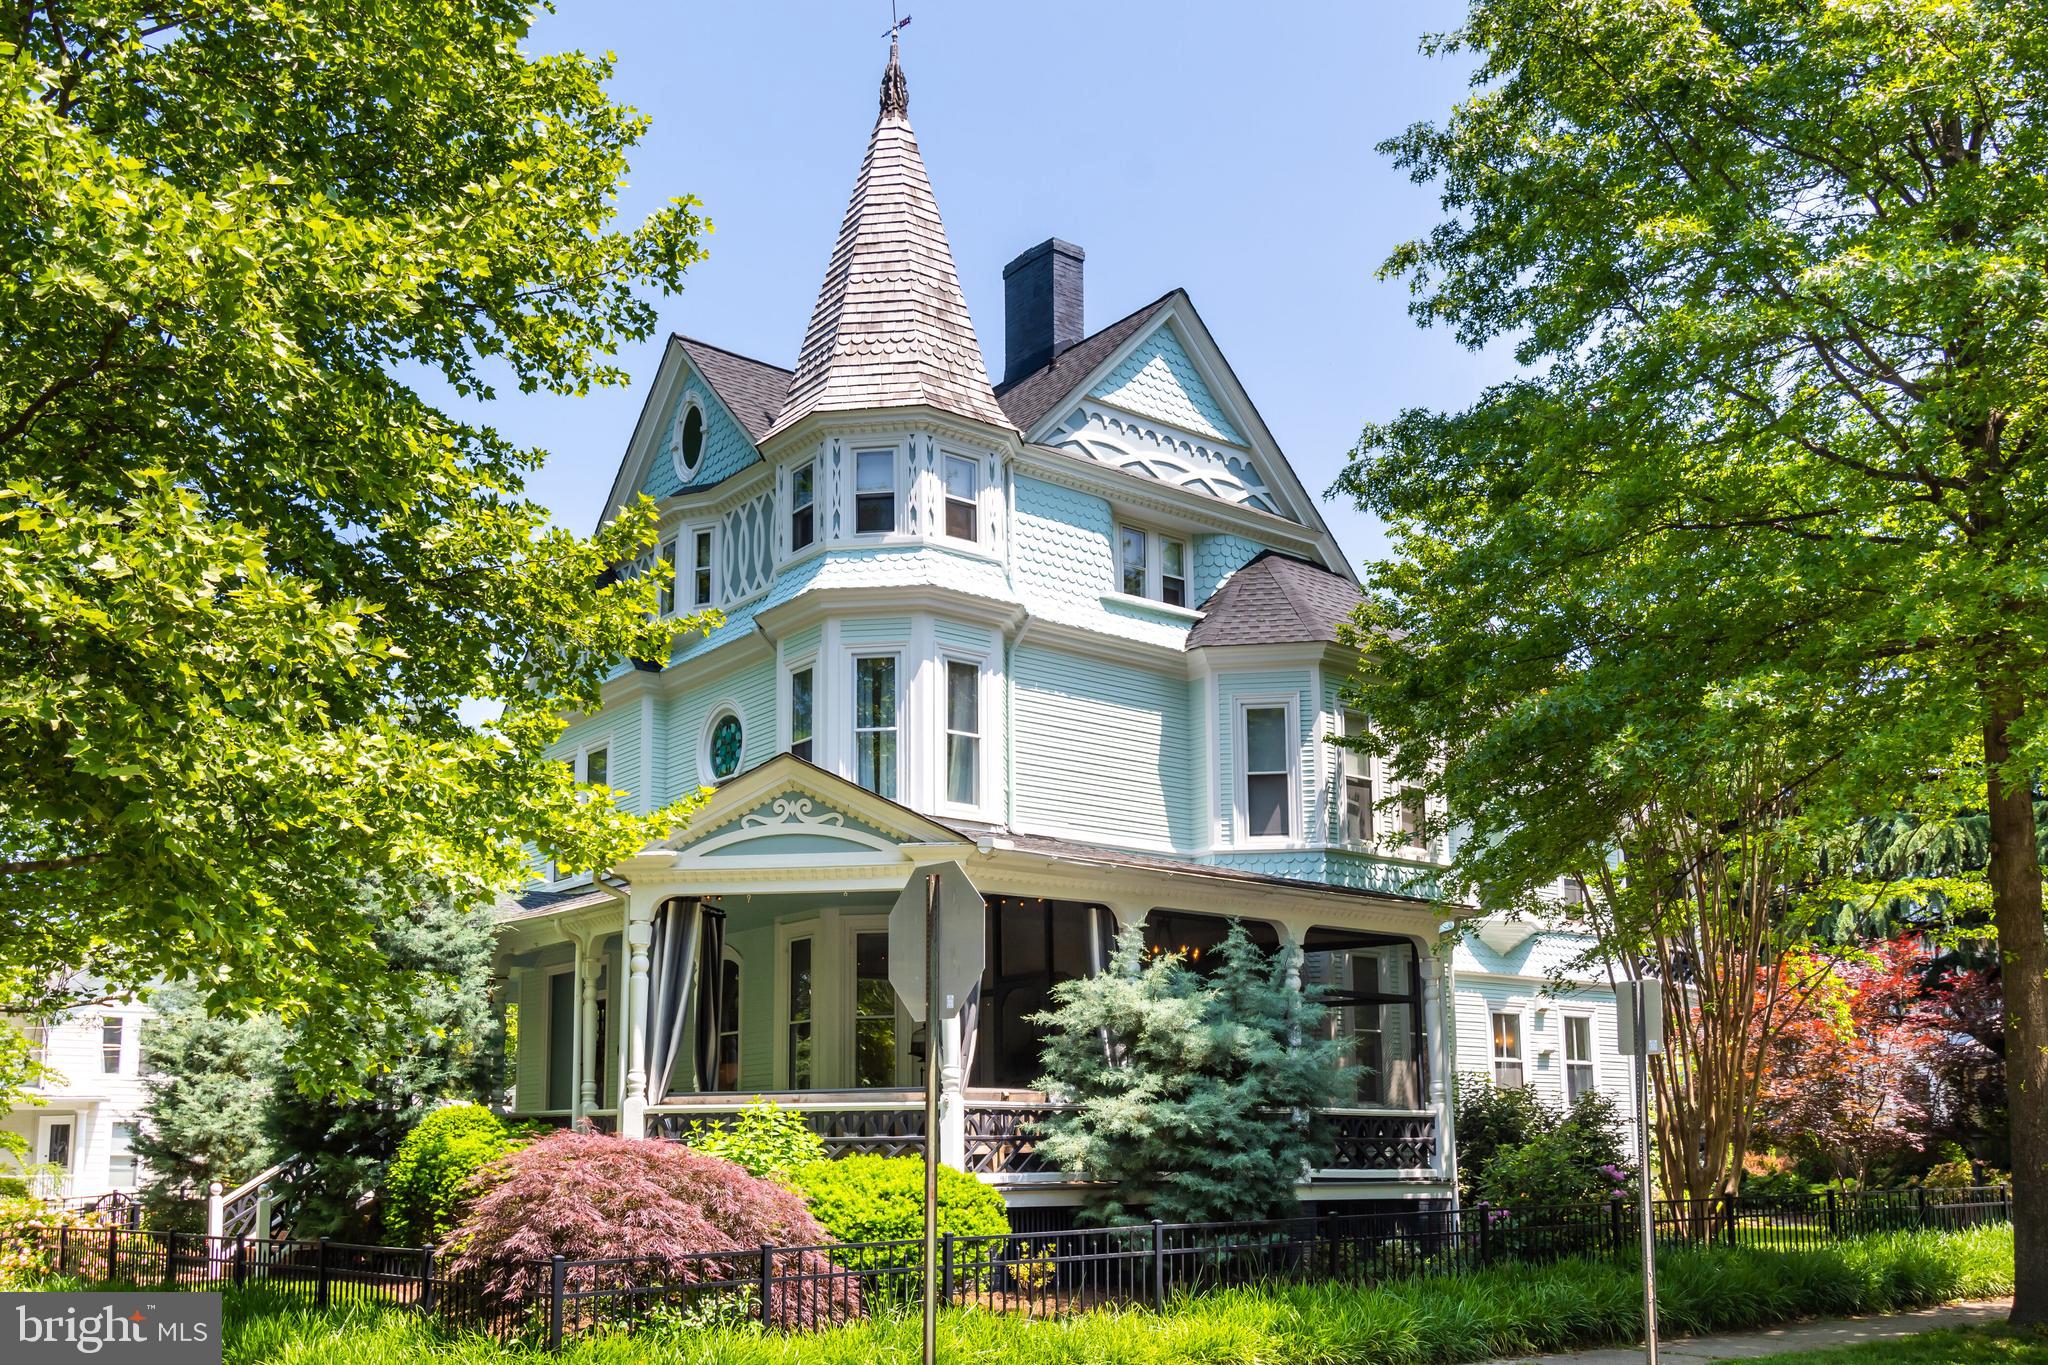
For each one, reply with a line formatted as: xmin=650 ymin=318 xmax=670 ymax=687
xmin=650 ymin=754 xmax=975 ymax=865
xmin=1017 ymin=293 xmax=1356 ymax=582
xmin=596 ymin=340 xmax=773 ymax=534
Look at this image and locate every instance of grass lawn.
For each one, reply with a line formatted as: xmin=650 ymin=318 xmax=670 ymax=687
xmin=19 ymin=1224 xmax=2016 ymax=1364
xmin=1740 ymin=1324 xmax=2048 ymax=1364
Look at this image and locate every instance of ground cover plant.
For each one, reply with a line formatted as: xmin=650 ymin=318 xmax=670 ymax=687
xmin=82 ymin=1222 xmax=2011 ymax=1364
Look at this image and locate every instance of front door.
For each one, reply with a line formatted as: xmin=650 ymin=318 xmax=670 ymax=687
xmin=36 ymin=1116 xmax=74 ymax=1198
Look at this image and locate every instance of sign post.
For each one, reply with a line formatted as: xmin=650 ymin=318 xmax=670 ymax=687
xmin=889 ymin=860 xmax=984 ymax=1365
xmin=1615 ymin=979 xmax=1664 ymax=1365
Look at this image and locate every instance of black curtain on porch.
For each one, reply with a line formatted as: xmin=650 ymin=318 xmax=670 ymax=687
xmin=645 ymin=898 xmax=700 ymax=1102
xmin=694 ymin=908 xmax=727 ymax=1092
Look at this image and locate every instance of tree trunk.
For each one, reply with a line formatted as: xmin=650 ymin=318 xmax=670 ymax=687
xmin=1986 ymin=692 xmax=2048 ymax=1324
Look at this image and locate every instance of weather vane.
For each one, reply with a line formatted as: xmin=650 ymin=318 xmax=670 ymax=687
xmin=882 ymin=3 xmax=912 ymax=42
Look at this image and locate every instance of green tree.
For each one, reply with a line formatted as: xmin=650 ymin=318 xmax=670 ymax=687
xmin=130 ymin=987 xmax=287 ymax=1228
xmin=1031 ymin=923 xmax=1342 ymax=1225
xmin=264 ymin=879 xmax=503 ymax=1238
xmin=0 ymin=4 xmax=709 ymax=1054
xmin=1340 ymin=0 xmax=2048 ymax=1317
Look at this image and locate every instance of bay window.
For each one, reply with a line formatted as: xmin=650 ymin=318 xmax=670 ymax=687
xmin=943 ymin=658 xmax=979 ymax=806
xmin=790 ymin=461 xmax=815 ymax=551
xmin=943 ymin=454 xmax=978 ymax=541
xmin=789 ymin=666 xmax=815 ymax=763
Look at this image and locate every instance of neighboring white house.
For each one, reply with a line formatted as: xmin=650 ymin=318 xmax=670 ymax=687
xmin=1 ymin=999 xmax=152 ymax=1202
xmin=1450 ymin=904 xmax=1642 ymax=1146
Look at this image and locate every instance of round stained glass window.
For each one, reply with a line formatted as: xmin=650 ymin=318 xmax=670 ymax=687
xmin=709 ymin=712 xmax=743 ymax=782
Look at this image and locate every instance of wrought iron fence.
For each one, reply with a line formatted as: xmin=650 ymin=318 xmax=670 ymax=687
xmin=15 ymin=1185 xmax=2012 ymax=1350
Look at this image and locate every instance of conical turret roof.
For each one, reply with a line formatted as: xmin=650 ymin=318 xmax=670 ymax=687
xmin=766 ymin=43 xmax=1011 ymax=437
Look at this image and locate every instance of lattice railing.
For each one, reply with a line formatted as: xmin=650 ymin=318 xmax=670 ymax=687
xmin=963 ymin=1102 xmax=1070 ymax=1175
xmin=1321 ymin=1110 xmax=1437 ymax=1171
xmin=650 ymin=1098 xmax=925 ymax=1158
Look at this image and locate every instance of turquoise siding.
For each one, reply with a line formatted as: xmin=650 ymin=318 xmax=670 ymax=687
xmin=662 ymin=657 xmax=777 ymax=797
xmin=1011 ymin=475 xmax=1192 ymax=652
xmin=641 ymin=357 xmax=761 ymax=499
xmin=1192 ymin=533 xmax=1265 ymax=603
xmin=1090 ymin=324 xmax=1244 ymax=444
xmin=783 ymin=624 xmax=823 ymax=661
xmin=1012 ymin=642 xmax=1194 ymax=849
xmin=841 ymin=616 xmax=912 ymax=648
xmin=934 ymin=617 xmax=993 ymax=655
xmin=554 ymin=706 xmax=644 ymax=804
xmin=1200 ymin=850 xmax=1441 ymax=900
xmin=1214 ymin=668 xmax=1314 ymax=843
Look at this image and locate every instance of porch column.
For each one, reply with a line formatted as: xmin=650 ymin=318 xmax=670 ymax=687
xmin=1425 ymin=938 xmax=1456 ymax=1184
xmin=578 ymin=941 xmax=602 ymax=1120
xmin=620 ymin=888 xmax=660 ymax=1137
xmin=938 ymin=1009 xmax=967 ymax=1169
xmin=1107 ymin=902 xmax=1149 ymax=947
xmin=566 ymin=931 xmax=585 ymax=1124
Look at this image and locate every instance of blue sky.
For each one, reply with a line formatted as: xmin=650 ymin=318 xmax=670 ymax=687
xmin=440 ymin=0 xmax=1513 ymax=569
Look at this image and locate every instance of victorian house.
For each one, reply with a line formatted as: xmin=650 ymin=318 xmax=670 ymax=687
xmin=494 ymin=45 xmax=1467 ymax=1223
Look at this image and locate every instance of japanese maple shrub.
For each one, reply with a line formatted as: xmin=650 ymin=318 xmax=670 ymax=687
xmin=444 ymin=1130 xmax=852 ymax=1328
xmin=1031 ymin=921 xmax=1343 ymax=1224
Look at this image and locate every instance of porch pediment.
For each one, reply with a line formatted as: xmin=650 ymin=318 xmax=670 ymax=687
xmin=659 ymin=755 xmax=974 ymax=870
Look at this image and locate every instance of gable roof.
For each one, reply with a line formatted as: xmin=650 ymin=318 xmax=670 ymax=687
xmin=766 ymin=47 xmax=1010 ymax=438
xmin=993 ymin=294 xmax=1172 ymax=432
xmin=1186 ymin=550 xmax=1363 ymax=649
xmin=674 ymin=336 xmax=791 ymax=444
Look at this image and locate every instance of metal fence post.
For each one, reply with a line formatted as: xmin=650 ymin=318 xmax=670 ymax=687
xmin=941 ymin=1232 xmax=955 ymax=1306
xmin=1916 ymin=1186 xmax=1928 ymax=1230
xmin=1477 ymin=1202 xmax=1491 ymax=1266
xmin=547 ymin=1255 xmax=566 ymax=1353
xmin=1610 ymin=1197 xmax=1624 ymax=1258
xmin=57 ymin=1225 xmax=67 ymax=1277
xmin=2004 ymin=1185 xmax=2014 ymax=1224
xmin=420 ymin=1244 xmax=437 ymax=1315
xmin=758 ymin=1245 xmax=774 ymax=1327
xmin=234 ymin=1236 xmax=248 ymax=1289
xmin=315 ymin=1237 xmax=330 ymax=1310
xmin=1150 ymin=1220 xmax=1166 ymax=1313
xmin=164 ymin=1230 xmax=178 ymax=1288
xmin=107 ymin=1224 xmax=118 ymax=1282
xmin=1826 ymin=1188 xmax=1838 ymax=1240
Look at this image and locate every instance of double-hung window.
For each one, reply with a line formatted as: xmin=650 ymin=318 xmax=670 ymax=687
xmin=691 ymin=528 xmax=715 ymax=607
xmin=855 ymin=450 xmax=896 ymax=534
xmin=1240 ymin=704 xmax=1293 ymax=840
xmin=1118 ymin=526 xmax=1188 ymax=605
xmin=101 ymin=1017 xmax=123 ymax=1074
xmin=943 ymin=455 xmax=978 ymax=541
xmin=790 ymin=461 xmax=815 ymax=551
xmin=1400 ymin=787 xmax=1427 ymax=848
xmin=1341 ymin=711 xmax=1373 ymax=844
xmin=943 ymin=659 xmax=980 ymax=806
xmin=658 ymin=537 xmax=678 ymax=615
xmin=584 ymin=746 xmax=608 ymax=791
xmin=1491 ymin=1012 xmax=1526 ymax=1088
xmin=108 ymin=1122 xmax=139 ymax=1189
xmin=854 ymin=656 xmax=898 ymax=798
xmin=789 ymin=666 xmax=815 ymax=763
xmin=1564 ymin=1015 xmax=1596 ymax=1106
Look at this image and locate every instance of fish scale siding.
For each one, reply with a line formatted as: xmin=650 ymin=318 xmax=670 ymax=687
xmin=642 ymin=357 xmax=762 ymax=499
xmin=1011 ymin=643 xmax=1193 ymax=849
xmin=1090 ymin=325 xmax=1243 ymax=444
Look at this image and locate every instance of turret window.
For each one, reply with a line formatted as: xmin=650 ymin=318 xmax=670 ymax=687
xmin=691 ymin=528 xmax=715 ymax=607
xmin=943 ymin=658 xmax=980 ymax=806
xmin=855 ymin=449 xmax=896 ymax=534
xmin=791 ymin=461 xmax=815 ymax=551
xmin=943 ymin=455 xmax=978 ymax=541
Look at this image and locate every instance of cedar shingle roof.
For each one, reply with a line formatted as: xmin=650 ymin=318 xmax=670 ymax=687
xmin=993 ymin=293 xmax=1174 ymax=435
xmin=767 ymin=49 xmax=1010 ymax=438
xmin=1186 ymin=550 xmax=1363 ymax=649
xmin=674 ymin=336 xmax=791 ymax=444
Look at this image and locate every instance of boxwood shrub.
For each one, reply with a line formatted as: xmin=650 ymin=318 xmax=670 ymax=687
xmin=380 ymin=1103 xmax=516 ymax=1246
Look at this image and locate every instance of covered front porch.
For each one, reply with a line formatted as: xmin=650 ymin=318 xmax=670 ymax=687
xmin=496 ymin=757 xmax=1458 ymax=1202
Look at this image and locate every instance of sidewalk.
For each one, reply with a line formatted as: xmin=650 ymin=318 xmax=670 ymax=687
xmin=1482 ymin=1297 xmax=2013 ymax=1364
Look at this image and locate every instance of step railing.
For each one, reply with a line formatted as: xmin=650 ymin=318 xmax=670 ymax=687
xmin=210 ymin=1157 xmax=313 ymax=1241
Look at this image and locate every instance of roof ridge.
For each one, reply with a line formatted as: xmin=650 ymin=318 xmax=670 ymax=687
xmin=673 ymin=333 xmax=793 ymax=376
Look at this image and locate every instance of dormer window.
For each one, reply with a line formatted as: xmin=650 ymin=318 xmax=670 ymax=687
xmin=855 ymin=449 xmax=896 ymax=534
xmin=943 ymin=454 xmax=978 ymax=541
xmin=791 ymin=461 xmax=815 ymax=551
xmin=1117 ymin=525 xmax=1189 ymax=606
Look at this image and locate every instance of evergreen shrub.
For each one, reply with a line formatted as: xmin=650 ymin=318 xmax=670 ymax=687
xmin=380 ymin=1103 xmax=518 ymax=1246
xmin=789 ymin=1154 xmax=1010 ymax=1291
xmin=680 ymin=1098 xmax=827 ymax=1181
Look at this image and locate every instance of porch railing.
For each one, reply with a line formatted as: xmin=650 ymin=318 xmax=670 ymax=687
xmin=648 ymin=1091 xmax=925 ymax=1157
xmin=964 ymin=1101 xmax=1439 ymax=1179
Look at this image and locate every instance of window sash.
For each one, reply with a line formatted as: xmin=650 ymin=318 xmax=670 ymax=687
xmin=853 ymin=931 xmax=895 ymax=1088
xmin=1491 ymin=1012 xmax=1525 ymax=1087
xmin=585 ymin=747 xmax=608 ymax=789
xmin=789 ymin=667 xmax=814 ymax=763
xmin=658 ymin=538 xmax=678 ymax=615
xmin=854 ymin=657 xmax=898 ymax=798
xmin=1343 ymin=776 xmax=1373 ymax=843
xmin=101 ymin=1017 xmax=122 ymax=1074
xmin=692 ymin=529 xmax=714 ymax=606
xmin=787 ymin=938 xmax=813 ymax=1089
xmin=791 ymin=463 xmax=815 ymax=550
xmin=1242 ymin=705 xmax=1291 ymax=838
xmin=855 ymin=450 xmax=895 ymax=534
xmin=1564 ymin=1016 xmax=1595 ymax=1105
xmin=943 ymin=456 xmax=978 ymax=541
xmin=108 ymin=1122 xmax=138 ymax=1188
xmin=1160 ymin=538 xmax=1187 ymax=606
xmin=944 ymin=659 xmax=979 ymax=805
xmin=1118 ymin=526 xmax=1147 ymax=595
xmin=715 ymin=958 xmax=741 ymax=1092
xmin=1400 ymin=788 xmax=1427 ymax=843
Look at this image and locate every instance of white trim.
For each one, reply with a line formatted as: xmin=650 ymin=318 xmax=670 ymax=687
xmin=699 ymin=703 xmax=747 ymax=786
xmin=1231 ymin=693 xmax=1301 ymax=847
xmin=1560 ymin=1008 xmax=1598 ymax=1107
xmin=934 ymin=649 xmax=990 ymax=820
xmin=1488 ymin=1006 xmax=1529 ymax=1089
xmin=780 ymin=652 xmax=819 ymax=763
xmin=670 ymin=389 xmax=709 ymax=484
xmin=851 ymin=443 xmax=901 ymax=539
